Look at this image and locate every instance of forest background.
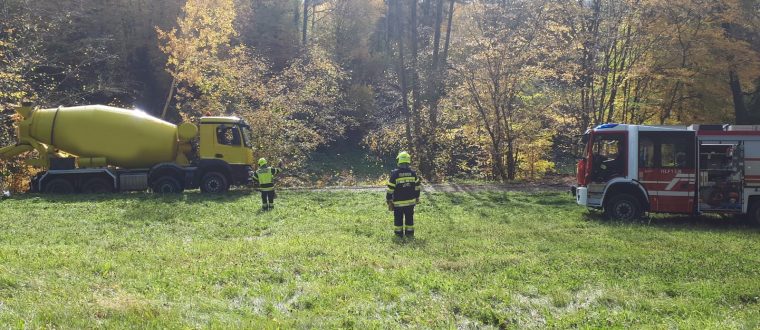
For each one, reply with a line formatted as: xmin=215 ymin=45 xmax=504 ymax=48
xmin=1 ymin=0 xmax=759 ymax=190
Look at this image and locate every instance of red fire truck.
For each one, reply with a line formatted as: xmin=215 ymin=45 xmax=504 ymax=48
xmin=572 ymin=123 xmax=760 ymax=223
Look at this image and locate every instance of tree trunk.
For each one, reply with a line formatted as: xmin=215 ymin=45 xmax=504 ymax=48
xmin=424 ymin=0 xmax=445 ymax=173
xmin=749 ymin=82 xmax=760 ymax=122
xmin=311 ymin=2 xmax=316 ymax=33
xmin=422 ymin=0 xmax=431 ymax=25
xmin=442 ymin=0 xmax=455 ymax=65
xmin=161 ymin=77 xmax=177 ymax=119
xmin=393 ymin=0 xmax=413 ymax=148
xmin=492 ymin=146 xmax=509 ymax=182
xmin=385 ymin=3 xmax=391 ymax=53
xmin=431 ymin=0 xmax=444 ymax=72
xmin=660 ymin=81 xmax=682 ymax=124
xmin=302 ymin=0 xmax=309 ymax=45
xmin=293 ymin=0 xmax=300 ymax=27
xmin=729 ymin=70 xmax=749 ymax=125
xmin=506 ymin=137 xmax=516 ymax=180
xmin=410 ymin=0 xmax=424 ymax=168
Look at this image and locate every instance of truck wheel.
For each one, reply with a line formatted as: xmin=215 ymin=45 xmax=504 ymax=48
xmin=152 ymin=177 xmax=183 ymax=194
xmin=44 ymin=178 xmax=75 ymax=194
xmin=200 ymin=172 xmax=229 ymax=193
xmin=604 ymin=194 xmax=642 ymax=221
xmin=748 ymin=202 xmax=760 ymax=226
xmin=82 ymin=177 xmax=114 ymax=194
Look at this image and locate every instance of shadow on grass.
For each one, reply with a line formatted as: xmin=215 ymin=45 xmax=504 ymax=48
xmin=5 ymin=190 xmax=254 ymax=204
xmin=584 ymin=211 xmax=760 ymax=232
xmin=392 ymin=236 xmax=428 ymax=248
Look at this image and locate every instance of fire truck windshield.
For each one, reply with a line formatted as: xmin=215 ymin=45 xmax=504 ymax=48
xmin=576 ymin=133 xmax=590 ymax=159
xmin=590 ymin=133 xmax=625 ymax=181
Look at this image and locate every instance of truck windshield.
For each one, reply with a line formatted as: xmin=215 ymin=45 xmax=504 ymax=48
xmin=240 ymin=124 xmax=253 ymax=148
xmin=590 ymin=133 xmax=625 ymax=181
xmin=575 ymin=133 xmax=590 ymax=159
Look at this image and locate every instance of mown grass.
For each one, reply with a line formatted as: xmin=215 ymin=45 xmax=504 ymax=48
xmin=0 ymin=190 xmax=759 ymax=329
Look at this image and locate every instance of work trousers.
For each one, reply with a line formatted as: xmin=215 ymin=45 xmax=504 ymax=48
xmin=393 ymin=205 xmax=415 ymax=237
xmin=260 ymin=190 xmax=275 ymax=206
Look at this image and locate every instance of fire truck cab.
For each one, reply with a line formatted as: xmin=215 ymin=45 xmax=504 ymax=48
xmin=573 ymin=123 xmax=760 ymax=223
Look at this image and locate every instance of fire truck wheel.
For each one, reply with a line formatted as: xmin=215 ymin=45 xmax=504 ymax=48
xmin=748 ymin=202 xmax=760 ymax=226
xmin=604 ymin=194 xmax=642 ymax=221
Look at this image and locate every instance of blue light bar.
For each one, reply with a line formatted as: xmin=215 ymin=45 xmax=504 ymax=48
xmin=595 ymin=123 xmax=619 ymax=129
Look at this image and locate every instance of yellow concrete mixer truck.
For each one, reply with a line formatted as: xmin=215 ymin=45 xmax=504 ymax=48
xmin=0 ymin=103 xmax=255 ymax=194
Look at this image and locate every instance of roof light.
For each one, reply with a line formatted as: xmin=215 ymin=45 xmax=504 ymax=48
xmin=596 ymin=123 xmax=619 ymax=129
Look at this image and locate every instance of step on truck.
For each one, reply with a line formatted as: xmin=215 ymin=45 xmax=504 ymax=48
xmin=572 ymin=123 xmax=760 ymax=223
xmin=0 ymin=103 xmax=255 ymax=194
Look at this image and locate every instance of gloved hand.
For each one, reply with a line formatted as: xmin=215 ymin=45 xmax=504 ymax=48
xmin=387 ymin=201 xmax=394 ymax=211
xmin=415 ymin=198 xmax=420 ymax=204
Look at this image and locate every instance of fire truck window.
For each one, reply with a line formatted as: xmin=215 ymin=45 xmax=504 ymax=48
xmin=593 ymin=136 xmax=621 ymax=159
xmin=661 ymin=141 xmax=688 ymax=168
xmin=639 ymin=138 xmax=655 ymax=168
xmin=591 ymin=134 xmax=625 ymax=179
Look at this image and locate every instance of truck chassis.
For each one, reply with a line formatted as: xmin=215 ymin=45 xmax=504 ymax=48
xmin=30 ymin=162 xmax=252 ymax=194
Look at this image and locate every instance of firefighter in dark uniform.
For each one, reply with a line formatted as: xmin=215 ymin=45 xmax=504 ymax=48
xmin=252 ymin=158 xmax=282 ymax=210
xmin=386 ymin=151 xmax=421 ymax=238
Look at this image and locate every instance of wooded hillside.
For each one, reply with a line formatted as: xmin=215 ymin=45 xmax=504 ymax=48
xmin=2 ymin=0 xmax=759 ymax=186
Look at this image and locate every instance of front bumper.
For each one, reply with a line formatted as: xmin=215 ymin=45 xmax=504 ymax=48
xmin=575 ymin=186 xmax=588 ymax=206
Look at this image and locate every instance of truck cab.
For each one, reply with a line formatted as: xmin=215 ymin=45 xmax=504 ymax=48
xmin=198 ymin=117 xmax=254 ymax=166
xmin=574 ymin=124 xmax=651 ymax=220
xmin=189 ymin=116 xmax=255 ymax=193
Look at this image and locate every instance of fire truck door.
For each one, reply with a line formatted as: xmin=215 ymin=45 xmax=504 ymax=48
xmin=638 ymin=131 xmax=696 ymax=213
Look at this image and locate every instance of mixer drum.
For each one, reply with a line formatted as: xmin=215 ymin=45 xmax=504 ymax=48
xmin=28 ymin=105 xmax=181 ymax=168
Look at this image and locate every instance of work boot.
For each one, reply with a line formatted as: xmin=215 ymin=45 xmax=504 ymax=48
xmin=405 ymin=227 xmax=415 ymax=239
xmin=269 ymin=204 xmax=275 ymax=210
xmin=394 ymin=226 xmax=404 ymax=238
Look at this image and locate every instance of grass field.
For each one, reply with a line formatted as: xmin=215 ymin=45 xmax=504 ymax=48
xmin=1 ymin=190 xmax=759 ymax=328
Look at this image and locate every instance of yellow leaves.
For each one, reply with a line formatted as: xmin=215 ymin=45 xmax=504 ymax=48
xmin=158 ymin=0 xmax=238 ymax=71
xmin=158 ymin=0 xmax=269 ymax=118
xmin=157 ymin=1 xmax=350 ymax=168
xmin=0 ymin=112 xmax=37 ymax=193
xmin=517 ymin=131 xmax=555 ymax=180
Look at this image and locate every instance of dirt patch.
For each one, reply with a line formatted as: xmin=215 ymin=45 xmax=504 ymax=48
xmin=93 ymin=287 xmax=157 ymax=319
xmin=425 ymin=182 xmax=569 ymax=193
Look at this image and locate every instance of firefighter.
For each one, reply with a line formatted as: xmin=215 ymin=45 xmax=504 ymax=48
xmin=252 ymin=158 xmax=282 ymax=210
xmin=386 ymin=151 xmax=421 ymax=238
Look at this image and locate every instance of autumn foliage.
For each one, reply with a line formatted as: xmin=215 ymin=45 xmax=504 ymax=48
xmin=1 ymin=0 xmax=759 ymax=189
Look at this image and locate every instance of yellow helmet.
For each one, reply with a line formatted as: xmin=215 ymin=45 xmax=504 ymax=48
xmin=396 ymin=151 xmax=411 ymax=164
xmin=258 ymin=158 xmax=268 ymax=166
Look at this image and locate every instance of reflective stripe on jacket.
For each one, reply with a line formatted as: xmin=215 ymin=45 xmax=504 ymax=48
xmin=386 ymin=166 xmax=421 ymax=206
